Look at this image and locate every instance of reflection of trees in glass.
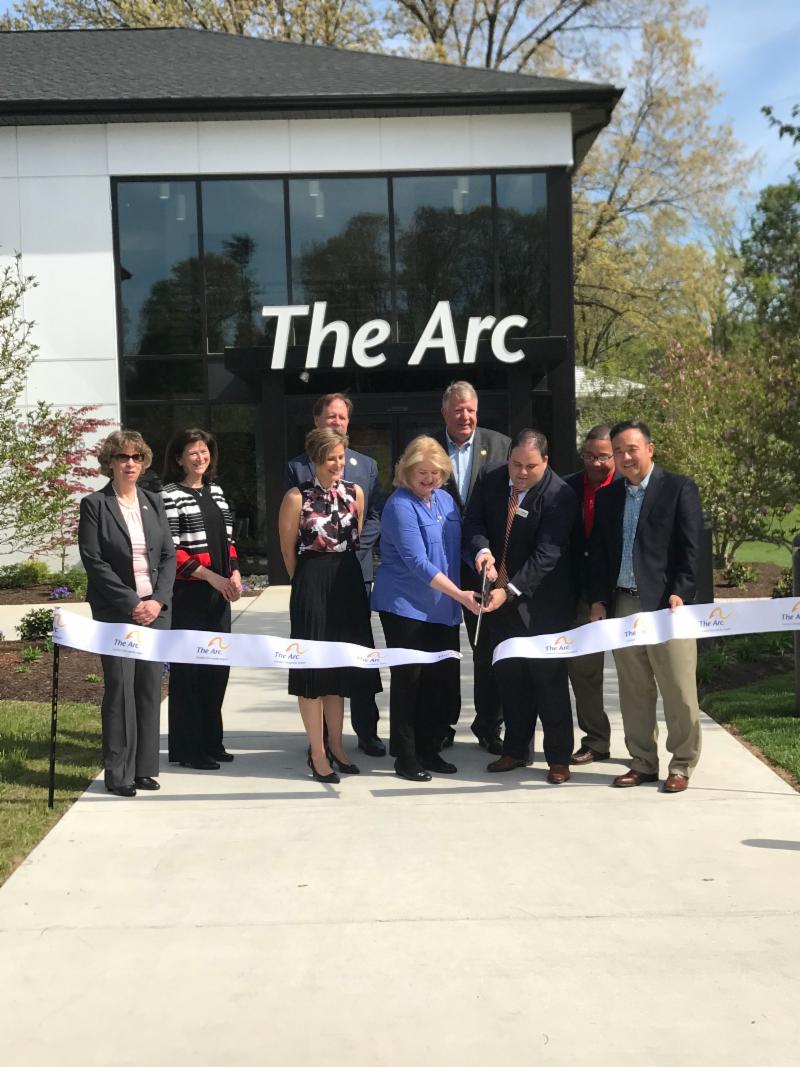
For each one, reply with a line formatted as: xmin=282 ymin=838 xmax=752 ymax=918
xmin=136 ymin=246 xmax=266 ymax=354
xmin=296 ymin=212 xmax=390 ymax=323
xmin=496 ymin=205 xmax=549 ymax=333
xmin=396 ymin=205 xmax=494 ymax=338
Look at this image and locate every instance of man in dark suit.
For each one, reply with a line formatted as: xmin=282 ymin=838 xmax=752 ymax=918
xmin=286 ymin=392 xmax=385 ymax=756
xmin=564 ymin=425 xmax=616 ymax=765
xmin=589 ymin=420 xmax=703 ymax=793
xmin=464 ymin=429 xmax=578 ymax=783
xmin=434 ymin=380 xmax=509 ymax=753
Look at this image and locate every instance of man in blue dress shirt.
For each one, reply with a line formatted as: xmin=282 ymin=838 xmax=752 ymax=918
xmin=286 ymin=392 xmax=384 ymax=756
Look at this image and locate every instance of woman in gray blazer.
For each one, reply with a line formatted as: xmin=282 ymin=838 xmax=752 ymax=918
xmin=78 ymin=430 xmax=176 ymax=797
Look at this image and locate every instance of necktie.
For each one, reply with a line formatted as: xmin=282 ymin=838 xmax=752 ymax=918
xmin=495 ymin=489 xmax=519 ymax=588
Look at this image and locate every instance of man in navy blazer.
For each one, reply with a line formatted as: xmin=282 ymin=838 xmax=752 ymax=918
xmin=286 ymin=392 xmax=384 ymax=755
xmin=463 ymin=429 xmax=578 ymax=783
xmin=589 ymin=420 xmax=704 ymax=793
xmin=434 ymin=380 xmax=510 ymax=753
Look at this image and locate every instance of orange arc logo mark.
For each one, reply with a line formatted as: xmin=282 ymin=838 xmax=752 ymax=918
xmin=285 ymin=641 xmax=306 ymax=654
xmin=708 ymin=607 xmax=733 ymax=621
xmin=365 ymin=651 xmax=385 ymax=662
xmin=791 ymin=600 xmax=800 ymax=614
xmin=632 ymin=617 xmax=649 ymax=630
xmin=208 ymin=636 xmax=230 ymax=650
xmin=553 ymin=635 xmax=573 ymax=646
xmin=53 ymin=611 xmax=65 ymax=628
xmin=125 ymin=629 xmax=142 ymax=642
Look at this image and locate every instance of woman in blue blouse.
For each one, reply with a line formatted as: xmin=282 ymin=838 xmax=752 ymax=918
xmin=372 ymin=436 xmax=480 ymax=781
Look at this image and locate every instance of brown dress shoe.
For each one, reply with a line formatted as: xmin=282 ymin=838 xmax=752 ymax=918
xmin=612 ymin=769 xmax=659 ymax=788
xmin=487 ymin=755 xmax=527 ymax=773
xmin=571 ymin=745 xmax=610 ymax=765
xmin=663 ymin=773 xmax=689 ymax=793
xmin=547 ymin=764 xmax=571 ymax=784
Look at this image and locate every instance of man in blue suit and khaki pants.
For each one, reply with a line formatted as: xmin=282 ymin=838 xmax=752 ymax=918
xmin=286 ymin=392 xmax=385 ymax=756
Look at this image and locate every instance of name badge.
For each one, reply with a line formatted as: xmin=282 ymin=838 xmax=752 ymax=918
xmin=516 ymin=508 xmax=528 ymax=519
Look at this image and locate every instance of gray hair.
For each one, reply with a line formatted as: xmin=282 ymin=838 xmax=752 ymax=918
xmin=442 ymin=381 xmax=478 ymax=408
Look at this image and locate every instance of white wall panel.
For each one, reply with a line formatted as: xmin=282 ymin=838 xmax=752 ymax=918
xmin=378 ymin=116 xmax=471 ymax=171
xmin=107 ymin=122 xmax=200 ymax=175
xmin=0 ymin=178 xmax=21 ymax=264
xmin=18 ymin=125 xmax=109 ymax=177
xmin=0 ymin=128 xmax=17 ymax=178
xmin=468 ymin=113 xmax=572 ymax=168
xmin=25 ymin=358 xmax=119 ymax=407
xmin=288 ymin=118 xmax=381 ymax=173
xmin=198 ymin=119 xmax=290 ymax=173
xmin=18 ymin=177 xmax=118 ymax=368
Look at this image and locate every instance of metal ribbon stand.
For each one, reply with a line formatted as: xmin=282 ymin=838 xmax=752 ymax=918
xmin=48 ymin=643 xmax=60 ymax=809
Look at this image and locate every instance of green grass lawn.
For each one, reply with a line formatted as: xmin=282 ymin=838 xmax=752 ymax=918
xmin=0 ymin=700 xmax=101 ymax=885
xmin=702 ymin=675 xmax=800 ymax=784
xmin=735 ymin=505 xmax=800 ymax=566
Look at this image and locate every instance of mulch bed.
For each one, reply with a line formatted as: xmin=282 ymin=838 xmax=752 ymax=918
xmin=0 ymin=641 xmax=168 ymax=704
xmin=713 ymin=562 xmax=786 ymax=600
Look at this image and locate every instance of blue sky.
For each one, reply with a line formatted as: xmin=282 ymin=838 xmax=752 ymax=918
xmin=2 ymin=0 xmax=797 ymax=197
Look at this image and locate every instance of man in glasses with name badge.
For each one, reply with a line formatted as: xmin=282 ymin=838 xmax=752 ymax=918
xmin=565 ymin=426 xmax=617 ymax=765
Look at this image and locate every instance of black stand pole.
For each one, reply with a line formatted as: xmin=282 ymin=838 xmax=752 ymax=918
xmin=48 ymin=643 xmax=60 ymax=809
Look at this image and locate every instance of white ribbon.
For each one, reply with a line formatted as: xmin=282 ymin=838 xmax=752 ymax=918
xmin=493 ymin=597 xmax=800 ymax=663
xmin=50 ymin=608 xmax=460 ymax=670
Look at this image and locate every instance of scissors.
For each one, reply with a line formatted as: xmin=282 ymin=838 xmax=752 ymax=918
xmin=474 ymin=559 xmax=492 ymax=645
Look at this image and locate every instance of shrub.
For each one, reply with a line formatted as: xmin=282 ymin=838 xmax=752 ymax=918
xmin=16 ymin=607 xmax=54 ymax=641
xmin=722 ymin=561 xmax=757 ymax=588
xmin=21 ymin=645 xmax=42 ymax=664
xmin=62 ymin=565 xmax=88 ymax=599
xmin=772 ymin=567 xmax=794 ymax=598
xmin=0 ymin=559 xmax=50 ymax=589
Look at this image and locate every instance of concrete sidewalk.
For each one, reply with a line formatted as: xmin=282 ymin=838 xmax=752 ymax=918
xmin=0 ymin=587 xmax=798 ymax=1066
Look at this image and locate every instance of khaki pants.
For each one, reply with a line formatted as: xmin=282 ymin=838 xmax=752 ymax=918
xmin=612 ymin=591 xmax=702 ymax=777
xmin=567 ymin=598 xmax=610 ymax=753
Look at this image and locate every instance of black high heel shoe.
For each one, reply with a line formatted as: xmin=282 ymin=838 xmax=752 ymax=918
xmin=328 ymin=752 xmax=361 ymax=775
xmin=307 ymin=748 xmax=340 ymax=784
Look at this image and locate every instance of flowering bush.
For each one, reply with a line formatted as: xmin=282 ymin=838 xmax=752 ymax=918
xmin=49 ymin=585 xmax=71 ymax=600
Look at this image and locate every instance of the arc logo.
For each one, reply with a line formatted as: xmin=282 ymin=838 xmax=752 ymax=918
xmin=276 ymin=640 xmax=307 ymax=663
xmin=701 ymin=605 xmax=734 ymax=631
xmin=780 ymin=600 xmax=800 ymax=625
xmin=286 ymin=642 xmax=306 ymax=655
xmin=114 ymin=627 xmax=143 ymax=652
xmin=545 ymin=634 xmax=575 ymax=654
xmin=625 ymin=615 xmax=652 ymax=639
xmin=52 ymin=610 xmax=65 ymax=629
xmin=125 ymin=629 xmax=143 ymax=642
xmin=208 ymin=636 xmax=230 ymax=650
xmin=363 ymin=650 xmax=387 ymax=665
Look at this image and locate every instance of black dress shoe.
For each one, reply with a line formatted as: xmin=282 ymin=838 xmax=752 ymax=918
xmin=571 ymin=745 xmax=610 ymax=765
xmin=394 ymin=761 xmax=432 ymax=782
xmin=106 ymin=785 xmax=136 ymax=797
xmin=470 ymin=723 xmax=503 ymax=756
xmin=328 ymin=753 xmax=361 ymax=775
xmin=420 ymin=753 xmax=457 ymax=774
xmin=134 ymin=777 xmax=160 ymax=791
xmin=307 ymin=751 xmax=340 ymax=784
xmin=178 ymin=759 xmax=220 ymax=770
xmin=210 ymin=749 xmax=235 ymax=762
xmin=357 ymin=736 xmax=386 ymax=757
xmin=441 ymin=728 xmax=456 ymax=749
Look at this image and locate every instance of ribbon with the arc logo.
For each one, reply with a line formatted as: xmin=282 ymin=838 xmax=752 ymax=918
xmin=50 ymin=610 xmax=460 ymax=669
xmin=492 ymin=597 xmax=800 ymax=663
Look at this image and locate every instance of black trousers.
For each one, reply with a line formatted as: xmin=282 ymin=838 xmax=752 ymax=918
xmin=462 ymin=605 xmax=502 ymax=737
xmin=379 ymin=611 xmax=460 ymax=768
xmin=351 ymin=584 xmax=380 ymax=738
xmin=494 ymin=657 xmax=574 ymax=765
xmin=168 ymin=582 xmax=231 ymax=762
xmin=99 ymin=613 xmax=166 ymax=789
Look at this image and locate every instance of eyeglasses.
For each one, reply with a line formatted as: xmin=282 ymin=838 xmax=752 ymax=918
xmin=112 ymin=452 xmax=145 ymax=463
xmin=583 ymin=452 xmax=613 ymax=463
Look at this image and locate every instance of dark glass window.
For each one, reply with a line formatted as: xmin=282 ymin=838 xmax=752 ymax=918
xmin=201 ymin=180 xmax=288 ymax=353
xmin=393 ymin=174 xmax=493 ymax=341
xmin=288 ymin=178 xmax=391 ymax=343
xmin=496 ymin=173 xmax=549 ymax=333
xmin=117 ymin=181 xmax=202 ymax=355
xmin=122 ymin=402 xmax=209 ymax=483
xmin=210 ymin=405 xmax=264 ymax=546
xmin=123 ymin=359 xmax=205 ymax=401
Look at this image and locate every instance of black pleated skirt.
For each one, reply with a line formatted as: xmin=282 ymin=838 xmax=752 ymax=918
xmin=288 ymin=549 xmax=383 ymax=699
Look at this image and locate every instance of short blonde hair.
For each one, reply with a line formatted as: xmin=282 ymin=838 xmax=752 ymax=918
xmin=394 ymin=435 xmax=452 ymax=491
xmin=97 ymin=430 xmax=153 ymax=478
xmin=305 ymin=427 xmax=348 ymax=466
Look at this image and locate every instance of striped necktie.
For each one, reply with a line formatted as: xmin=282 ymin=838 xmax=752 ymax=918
xmin=495 ymin=488 xmax=519 ymax=588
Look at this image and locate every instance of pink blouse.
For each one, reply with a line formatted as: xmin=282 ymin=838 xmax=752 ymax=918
xmin=116 ymin=495 xmax=153 ymax=598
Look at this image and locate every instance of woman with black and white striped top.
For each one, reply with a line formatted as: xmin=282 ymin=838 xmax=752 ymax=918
xmin=161 ymin=429 xmax=242 ymax=770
